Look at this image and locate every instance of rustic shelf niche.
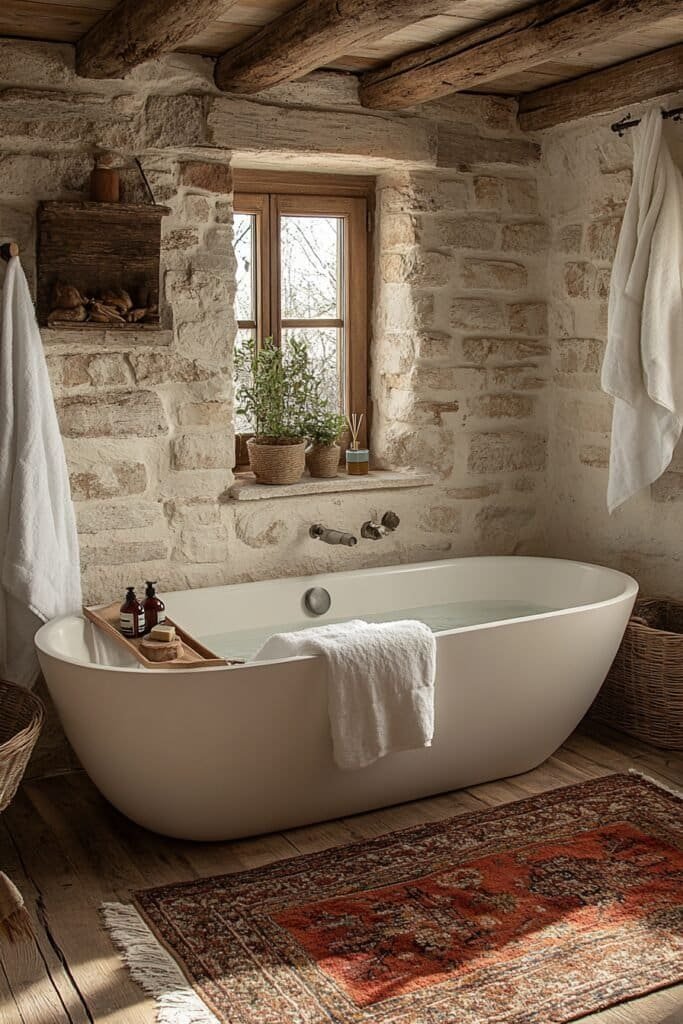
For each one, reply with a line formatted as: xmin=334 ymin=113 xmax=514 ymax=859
xmin=37 ymin=200 xmax=170 ymax=330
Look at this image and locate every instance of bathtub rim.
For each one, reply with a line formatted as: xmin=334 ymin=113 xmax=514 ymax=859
xmin=35 ymin=555 xmax=638 ymax=676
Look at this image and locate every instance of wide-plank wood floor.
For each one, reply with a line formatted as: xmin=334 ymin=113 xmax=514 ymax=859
xmin=1 ymin=722 xmax=682 ymax=1024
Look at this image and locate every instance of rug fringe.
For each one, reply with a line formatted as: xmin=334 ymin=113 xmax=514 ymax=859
xmin=101 ymin=902 xmax=220 ymax=1024
xmin=628 ymin=768 xmax=682 ymax=798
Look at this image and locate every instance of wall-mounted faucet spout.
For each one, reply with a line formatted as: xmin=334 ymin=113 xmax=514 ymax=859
xmin=309 ymin=524 xmax=357 ymax=546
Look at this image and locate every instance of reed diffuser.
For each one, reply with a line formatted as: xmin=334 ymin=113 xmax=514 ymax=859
xmin=345 ymin=413 xmax=369 ymax=476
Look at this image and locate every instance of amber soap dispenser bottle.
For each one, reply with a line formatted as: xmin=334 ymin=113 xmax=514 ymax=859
xmin=143 ymin=581 xmax=166 ymax=634
xmin=120 ymin=587 xmax=145 ymax=638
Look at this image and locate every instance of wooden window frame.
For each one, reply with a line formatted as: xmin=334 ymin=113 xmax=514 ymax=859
xmin=233 ymin=171 xmax=373 ymax=463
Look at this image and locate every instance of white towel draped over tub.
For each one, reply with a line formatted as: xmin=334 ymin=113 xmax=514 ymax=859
xmin=254 ymin=619 xmax=436 ymax=771
xmin=0 ymin=256 xmax=81 ymax=688
xmin=602 ymin=108 xmax=683 ymax=512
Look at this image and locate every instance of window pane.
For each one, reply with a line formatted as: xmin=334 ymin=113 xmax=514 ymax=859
xmin=234 ymin=213 xmax=255 ymax=323
xmin=283 ymin=327 xmax=344 ymax=413
xmin=281 ymin=216 xmax=341 ymax=320
xmin=235 ymin=327 xmax=256 ymax=434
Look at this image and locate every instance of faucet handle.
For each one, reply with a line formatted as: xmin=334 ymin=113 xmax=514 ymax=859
xmin=382 ymin=511 xmax=400 ymax=532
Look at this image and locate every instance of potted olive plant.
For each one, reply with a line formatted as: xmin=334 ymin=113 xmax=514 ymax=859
xmin=303 ymin=407 xmax=348 ymax=479
xmin=235 ymin=336 xmax=316 ymax=485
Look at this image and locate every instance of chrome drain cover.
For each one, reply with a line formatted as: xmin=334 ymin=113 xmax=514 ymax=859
xmin=304 ymin=587 xmax=331 ymax=616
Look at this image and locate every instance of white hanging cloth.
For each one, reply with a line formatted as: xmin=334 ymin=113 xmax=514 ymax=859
xmin=602 ymin=108 xmax=683 ymax=512
xmin=0 ymin=255 xmax=82 ymax=687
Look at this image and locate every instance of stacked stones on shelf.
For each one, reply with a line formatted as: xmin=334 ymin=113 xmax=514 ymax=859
xmin=48 ymin=282 xmax=158 ymax=325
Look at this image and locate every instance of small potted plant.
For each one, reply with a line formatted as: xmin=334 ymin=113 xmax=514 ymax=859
xmin=235 ymin=336 xmax=316 ymax=485
xmin=303 ymin=407 xmax=348 ymax=479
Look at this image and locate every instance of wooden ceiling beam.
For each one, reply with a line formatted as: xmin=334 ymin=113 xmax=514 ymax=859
xmin=214 ymin=0 xmax=445 ymax=94
xmin=77 ymin=0 xmax=240 ymax=79
xmin=360 ymin=0 xmax=683 ymax=110
xmin=518 ymin=43 xmax=683 ymax=131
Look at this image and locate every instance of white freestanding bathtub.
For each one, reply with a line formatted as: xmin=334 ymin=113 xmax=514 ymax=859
xmin=35 ymin=557 xmax=637 ymax=841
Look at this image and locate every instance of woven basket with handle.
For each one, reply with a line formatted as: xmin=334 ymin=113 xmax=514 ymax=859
xmin=0 ymin=679 xmax=44 ymax=814
xmin=591 ymin=597 xmax=683 ymax=750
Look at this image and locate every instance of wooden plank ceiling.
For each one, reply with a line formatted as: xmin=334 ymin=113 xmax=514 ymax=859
xmin=1 ymin=0 xmax=682 ymax=128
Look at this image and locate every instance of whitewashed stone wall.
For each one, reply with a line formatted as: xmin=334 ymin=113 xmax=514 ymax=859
xmin=539 ymin=91 xmax=683 ymax=597
xmin=0 ymin=39 xmax=551 ymax=620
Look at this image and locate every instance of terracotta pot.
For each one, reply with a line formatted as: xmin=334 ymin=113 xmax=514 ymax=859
xmin=306 ymin=443 xmax=340 ymax=479
xmin=247 ymin=437 xmax=305 ymax=485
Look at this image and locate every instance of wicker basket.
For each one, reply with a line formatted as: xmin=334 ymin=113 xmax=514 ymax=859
xmin=0 ymin=680 xmax=45 ymax=813
xmin=306 ymin=443 xmax=340 ymax=479
xmin=591 ymin=597 xmax=683 ymax=749
xmin=247 ymin=437 xmax=305 ymax=485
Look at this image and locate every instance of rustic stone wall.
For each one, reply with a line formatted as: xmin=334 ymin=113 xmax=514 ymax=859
xmin=538 ymin=91 xmax=683 ymax=597
xmin=372 ymin=166 xmax=549 ymax=555
xmin=0 ymin=38 xmax=551 ymax=619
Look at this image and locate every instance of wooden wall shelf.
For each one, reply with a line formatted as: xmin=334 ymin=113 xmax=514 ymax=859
xmin=37 ymin=201 xmax=170 ymax=329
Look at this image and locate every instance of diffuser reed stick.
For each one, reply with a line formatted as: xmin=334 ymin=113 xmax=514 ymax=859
xmin=347 ymin=412 xmax=364 ymax=451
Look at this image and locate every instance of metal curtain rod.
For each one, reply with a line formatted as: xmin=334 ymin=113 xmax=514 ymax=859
xmin=611 ymin=106 xmax=683 ymax=138
xmin=0 ymin=241 xmax=19 ymax=262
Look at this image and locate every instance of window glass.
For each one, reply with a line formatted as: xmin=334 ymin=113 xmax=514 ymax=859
xmin=281 ymin=215 xmax=341 ymax=321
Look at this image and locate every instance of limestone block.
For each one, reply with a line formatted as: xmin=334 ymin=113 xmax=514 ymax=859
xmin=439 ymin=217 xmax=498 ymax=250
xmin=579 ymin=445 xmax=609 ymax=469
xmin=507 ymin=302 xmax=548 ymax=336
xmin=475 ymin=503 xmax=535 ymax=538
xmin=462 ymin=337 xmax=549 ymax=364
xmin=203 ymin=226 xmax=234 ymax=255
xmin=145 ymin=94 xmax=208 ymax=148
xmin=181 ymin=195 xmax=212 ymax=222
xmin=419 ymin=505 xmax=462 ymax=534
xmin=70 ymin=461 xmax=148 ymax=500
xmin=436 ymin=125 xmax=539 ymax=169
xmin=462 ymin=259 xmax=528 ymax=292
xmin=234 ymin=511 xmax=292 ymax=549
xmin=180 ymin=161 xmax=232 ymax=194
xmin=177 ymin=402 xmax=230 ymax=427
xmin=651 ymin=472 xmax=683 ymax=503
xmin=80 ymin=537 xmax=170 ymax=568
xmin=564 ymin=261 xmax=597 ymax=299
xmin=76 ymin=501 xmax=164 ymax=534
xmin=172 ymin=432 xmax=232 ymax=471
xmin=501 ymin=222 xmax=549 ymax=255
xmin=556 ymin=224 xmax=583 ymax=255
xmin=445 ymin=483 xmax=500 ymax=499
xmin=555 ymin=338 xmax=603 ymax=375
xmin=379 ymin=214 xmax=418 ymax=249
xmin=0 ymin=40 xmax=73 ymax=87
xmin=468 ymin=431 xmax=546 ymax=474
xmin=467 ymin=393 xmax=535 ymax=420
xmin=450 ymin=298 xmax=504 ymax=331
xmin=380 ymin=251 xmax=449 ymax=287
xmin=586 ymin=218 xmax=621 ymax=262
xmin=128 ymin=352 xmax=213 ymax=384
xmin=57 ymin=391 xmax=168 ymax=438
xmin=161 ymin=228 xmax=200 ymax=252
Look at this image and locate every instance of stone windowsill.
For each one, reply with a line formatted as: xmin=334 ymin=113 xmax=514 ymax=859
xmin=227 ymin=470 xmax=435 ymax=501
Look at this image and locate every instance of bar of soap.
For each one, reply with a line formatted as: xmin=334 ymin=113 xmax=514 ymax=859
xmin=140 ymin=637 xmax=183 ymax=662
xmin=150 ymin=623 xmax=176 ymax=642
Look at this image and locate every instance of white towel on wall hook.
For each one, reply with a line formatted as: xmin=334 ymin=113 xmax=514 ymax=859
xmin=602 ymin=108 xmax=683 ymax=512
xmin=0 ymin=255 xmax=82 ymax=687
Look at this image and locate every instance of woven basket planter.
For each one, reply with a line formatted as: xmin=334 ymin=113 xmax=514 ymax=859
xmin=306 ymin=443 xmax=340 ymax=479
xmin=247 ymin=437 xmax=305 ymax=485
xmin=591 ymin=597 xmax=683 ymax=750
xmin=0 ymin=680 xmax=45 ymax=813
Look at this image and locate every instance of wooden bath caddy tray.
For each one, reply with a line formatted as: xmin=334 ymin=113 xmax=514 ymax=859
xmin=83 ymin=603 xmax=242 ymax=669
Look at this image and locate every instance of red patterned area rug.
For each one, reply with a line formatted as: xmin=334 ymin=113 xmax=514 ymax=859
xmin=103 ymin=773 xmax=683 ymax=1024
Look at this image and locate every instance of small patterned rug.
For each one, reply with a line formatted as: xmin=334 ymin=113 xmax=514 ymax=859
xmin=103 ymin=773 xmax=683 ymax=1024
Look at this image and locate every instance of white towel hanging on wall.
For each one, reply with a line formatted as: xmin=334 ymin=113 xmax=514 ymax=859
xmin=0 ymin=254 xmax=82 ymax=688
xmin=602 ymin=108 xmax=683 ymax=512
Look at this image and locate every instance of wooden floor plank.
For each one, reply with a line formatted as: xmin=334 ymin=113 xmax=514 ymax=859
xmin=2 ymin=724 xmax=681 ymax=1024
